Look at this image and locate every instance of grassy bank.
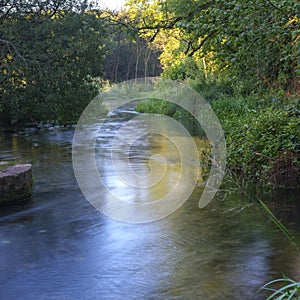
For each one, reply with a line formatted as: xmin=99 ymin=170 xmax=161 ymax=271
xmin=136 ymin=79 xmax=300 ymax=191
xmin=211 ymin=92 xmax=300 ymax=190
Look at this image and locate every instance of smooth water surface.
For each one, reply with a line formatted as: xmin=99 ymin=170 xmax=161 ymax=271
xmin=1 ymin=110 xmax=300 ymax=300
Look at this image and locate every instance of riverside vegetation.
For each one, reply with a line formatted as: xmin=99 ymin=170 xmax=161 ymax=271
xmin=129 ymin=1 xmax=300 ymax=297
xmin=1 ymin=0 xmax=299 ymax=191
xmin=137 ymin=77 xmax=300 ymax=191
xmin=129 ymin=0 xmax=300 ymax=191
xmin=1 ymin=1 xmax=299 ymax=298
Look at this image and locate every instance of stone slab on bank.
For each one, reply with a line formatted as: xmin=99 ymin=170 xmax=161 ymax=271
xmin=0 ymin=164 xmax=33 ymax=205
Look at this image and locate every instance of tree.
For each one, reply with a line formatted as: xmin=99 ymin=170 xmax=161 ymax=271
xmin=124 ymin=0 xmax=300 ymax=93
xmin=0 ymin=1 xmax=109 ymax=126
xmin=104 ymin=9 xmax=162 ymax=82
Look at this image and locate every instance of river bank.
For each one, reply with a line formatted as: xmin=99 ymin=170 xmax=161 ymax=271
xmin=136 ymin=84 xmax=300 ymax=192
xmin=1 ymin=114 xmax=300 ymax=299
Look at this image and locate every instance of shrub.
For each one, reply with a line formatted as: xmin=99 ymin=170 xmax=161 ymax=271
xmin=212 ymin=94 xmax=300 ymax=189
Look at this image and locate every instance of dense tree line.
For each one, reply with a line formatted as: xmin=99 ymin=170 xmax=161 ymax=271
xmin=128 ymin=0 xmax=299 ymax=189
xmin=0 ymin=0 xmax=299 ymax=188
xmin=104 ymin=20 xmax=161 ymax=82
xmin=125 ymin=0 xmax=299 ymax=94
xmin=3 ymin=0 xmax=298 ymax=127
xmin=0 ymin=0 xmax=161 ymax=126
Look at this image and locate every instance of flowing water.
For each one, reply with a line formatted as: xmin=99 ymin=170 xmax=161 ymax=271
xmin=0 ymin=109 xmax=300 ymax=300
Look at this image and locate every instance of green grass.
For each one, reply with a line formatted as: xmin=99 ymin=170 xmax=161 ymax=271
xmin=259 ymin=277 xmax=300 ymax=300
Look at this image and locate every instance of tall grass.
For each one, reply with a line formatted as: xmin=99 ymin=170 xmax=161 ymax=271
xmin=220 ymin=171 xmax=300 ymax=249
xmin=219 ymin=171 xmax=300 ymax=299
xmin=259 ymin=277 xmax=300 ymax=300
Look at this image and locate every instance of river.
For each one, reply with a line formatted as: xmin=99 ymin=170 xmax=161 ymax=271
xmin=1 ymin=109 xmax=300 ymax=299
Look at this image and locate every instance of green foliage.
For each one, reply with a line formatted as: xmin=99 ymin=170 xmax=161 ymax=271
xmin=136 ymin=98 xmax=172 ymax=115
xmin=126 ymin=0 xmax=300 ymax=94
xmin=208 ymin=0 xmax=299 ymax=91
xmin=161 ymin=56 xmax=200 ymax=80
xmin=104 ymin=31 xmax=161 ymax=82
xmin=0 ymin=1 xmax=109 ymax=126
xmin=136 ymin=77 xmax=300 ymax=190
xmin=187 ymin=75 xmax=234 ymax=103
xmin=136 ymin=98 xmax=204 ymax=136
xmin=212 ymin=94 xmax=300 ymax=189
xmin=260 ymin=277 xmax=300 ymax=300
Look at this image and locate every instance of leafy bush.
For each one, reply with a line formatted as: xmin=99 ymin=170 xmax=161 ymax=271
xmin=136 ymin=81 xmax=300 ymax=190
xmin=212 ymin=94 xmax=300 ymax=189
xmin=187 ymin=75 xmax=234 ymax=103
xmin=0 ymin=6 xmax=109 ymax=127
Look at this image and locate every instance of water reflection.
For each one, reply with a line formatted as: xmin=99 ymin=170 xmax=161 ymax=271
xmin=0 ymin=113 xmax=300 ymax=299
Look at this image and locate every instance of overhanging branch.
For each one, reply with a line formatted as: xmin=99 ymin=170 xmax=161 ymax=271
xmin=188 ymin=30 xmax=217 ymax=57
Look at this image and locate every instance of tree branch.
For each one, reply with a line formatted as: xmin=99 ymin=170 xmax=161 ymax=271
xmin=266 ymin=0 xmax=284 ymax=13
xmin=188 ymin=30 xmax=217 ymax=57
xmin=128 ymin=0 xmax=216 ymax=42
xmin=0 ymin=39 xmax=27 ymax=64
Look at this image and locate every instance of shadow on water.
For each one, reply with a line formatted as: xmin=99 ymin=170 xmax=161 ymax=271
xmin=0 ymin=111 xmax=300 ymax=300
